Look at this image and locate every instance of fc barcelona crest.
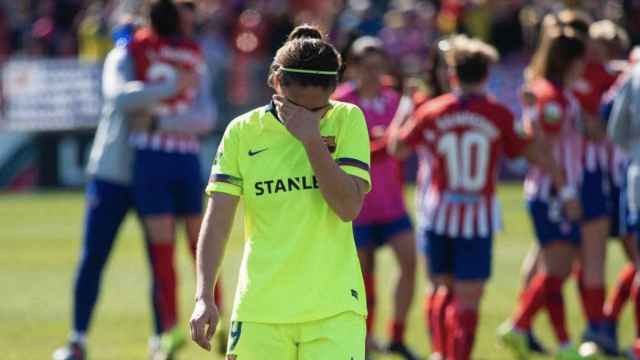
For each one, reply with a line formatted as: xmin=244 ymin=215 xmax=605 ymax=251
xmin=322 ymin=136 xmax=336 ymax=153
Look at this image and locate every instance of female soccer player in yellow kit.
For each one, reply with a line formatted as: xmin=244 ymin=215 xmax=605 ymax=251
xmin=189 ymin=25 xmax=372 ymax=359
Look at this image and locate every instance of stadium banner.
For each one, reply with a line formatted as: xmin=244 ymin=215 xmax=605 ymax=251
xmin=1 ymin=59 xmax=102 ymax=131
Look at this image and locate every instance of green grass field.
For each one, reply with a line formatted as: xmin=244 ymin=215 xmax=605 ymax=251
xmin=1 ymin=183 xmax=636 ymax=359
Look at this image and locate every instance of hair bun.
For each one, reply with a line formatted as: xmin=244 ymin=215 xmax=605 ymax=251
xmin=288 ymin=24 xmax=323 ymax=41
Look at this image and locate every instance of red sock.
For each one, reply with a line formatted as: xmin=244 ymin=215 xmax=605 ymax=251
xmin=425 ymin=292 xmax=437 ymax=351
xmin=388 ymin=320 xmax=405 ymax=343
xmin=445 ymin=299 xmax=479 ymax=360
xmin=582 ymin=285 xmax=606 ymax=326
xmin=574 ymin=265 xmax=589 ymax=320
xmin=633 ymin=279 xmax=640 ymax=336
xmin=432 ymin=290 xmax=453 ymax=356
xmin=544 ymin=275 xmax=569 ymax=344
xmin=513 ymin=274 xmax=547 ymax=331
xmin=605 ymin=264 xmax=636 ymax=322
xmin=149 ymin=243 xmax=177 ymax=331
xmin=363 ymin=272 xmax=376 ymax=334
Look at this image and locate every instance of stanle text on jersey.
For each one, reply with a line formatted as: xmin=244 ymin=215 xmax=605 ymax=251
xmin=254 ymin=175 xmax=319 ymax=196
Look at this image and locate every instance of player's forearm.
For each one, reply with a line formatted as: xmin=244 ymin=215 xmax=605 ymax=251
xmin=114 ymin=81 xmax=178 ymax=113
xmin=608 ymin=81 xmax=632 ymax=150
xmin=523 ymin=140 xmax=566 ymax=190
xmin=195 ymin=194 xmax=238 ymax=302
xmin=387 ymin=130 xmax=411 ymax=160
xmin=303 ymin=138 xmax=364 ymax=222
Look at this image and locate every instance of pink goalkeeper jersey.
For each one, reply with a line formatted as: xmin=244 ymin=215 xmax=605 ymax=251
xmin=333 ymin=82 xmax=407 ymax=225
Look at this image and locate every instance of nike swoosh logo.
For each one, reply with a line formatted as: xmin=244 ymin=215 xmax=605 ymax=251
xmin=248 ymin=148 xmax=268 ymax=156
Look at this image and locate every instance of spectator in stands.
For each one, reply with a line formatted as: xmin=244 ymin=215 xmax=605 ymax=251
xmin=77 ymin=1 xmax=114 ymax=62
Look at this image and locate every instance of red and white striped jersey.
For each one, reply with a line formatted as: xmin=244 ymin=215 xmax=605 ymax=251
xmin=523 ymin=79 xmax=583 ymax=201
xmin=128 ymin=28 xmax=204 ymax=117
xmin=573 ymin=61 xmax=621 ymax=176
xmin=401 ymin=92 xmax=529 ymax=238
xmin=573 ymin=61 xmax=619 ymax=116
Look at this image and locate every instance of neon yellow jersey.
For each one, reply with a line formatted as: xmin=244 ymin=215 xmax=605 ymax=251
xmin=207 ymin=101 xmax=371 ymax=323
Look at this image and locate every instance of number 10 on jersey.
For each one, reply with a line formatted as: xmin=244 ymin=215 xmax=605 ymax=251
xmin=437 ymin=132 xmax=489 ymax=192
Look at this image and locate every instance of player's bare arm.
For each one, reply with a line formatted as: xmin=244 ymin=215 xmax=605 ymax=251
xmin=274 ymin=95 xmax=366 ymax=221
xmin=522 ymin=140 xmax=582 ymax=221
xmin=190 ymin=192 xmax=238 ymax=351
xmin=386 ymin=124 xmax=412 ymax=160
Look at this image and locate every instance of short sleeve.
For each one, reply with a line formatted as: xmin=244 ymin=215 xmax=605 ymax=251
xmin=501 ymin=109 xmax=532 ymax=158
xmin=334 ymin=106 xmax=372 ymax=192
xmin=537 ymin=99 xmax=565 ymax=134
xmin=205 ymin=121 xmax=242 ymax=197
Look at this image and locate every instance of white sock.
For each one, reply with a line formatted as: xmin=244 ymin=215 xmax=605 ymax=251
xmin=149 ymin=336 xmax=161 ymax=349
xmin=70 ymin=332 xmax=86 ymax=345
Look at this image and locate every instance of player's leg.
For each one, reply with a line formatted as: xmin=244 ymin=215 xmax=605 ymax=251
xmin=445 ymin=280 xmax=484 ymax=360
xmin=416 ymin=227 xmax=446 ymax=359
xmin=500 ymin=200 xmax=579 ymax=358
xmin=515 ymin=245 xmax=548 ymax=354
xmin=144 ymin=215 xmax=178 ymax=330
xmin=605 ymin=235 xmax=638 ymax=322
xmin=423 ymin=231 xmax=454 ymax=360
xmin=627 ymin=164 xmax=640 ymax=359
xmin=132 ymin=149 xmax=182 ymax=357
xmin=520 ymin=245 xmax=541 ymax=288
xmin=53 ymin=179 xmax=132 ymax=360
xmin=297 ymin=311 xmax=366 ymax=360
xmin=576 ymin=167 xmax=610 ymax=347
xmin=577 ymin=216 xmax=609 ymax=346
xmin=627 ymin=232 xmax=640 ymax=359
xmin=384 ymin=216 xmax=418 ymax=358
xmin=353 ymin=223 xmax=378 ymax=355
xmin=424 ymin=274 xmax=438 ymax=356
xmin=225 ymin=321 xmax=297 ymax=360
xmin=601 ymin=232 xmax=638 ymax=356
xmin=600 ymin=165 xmax=639 ymax=355
xmin=605 ymin=179 xmax=640 ymax=325
xmin=445 ymin=232 xmax=492 ymax=360
xmin=502 ymin=241 xmax=576 ymax=358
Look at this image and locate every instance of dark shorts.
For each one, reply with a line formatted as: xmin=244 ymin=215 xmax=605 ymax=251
xmin=418 ymin=229 xmax=492 ymax=281
xmin=527 ymin=200 xmax=580 ymax=246
xmin=580 ymin=168 xmax=612 ymax=221
xmin=611 ymin=177 xmax=639 ymax=238
xmin=133 ymin=149 xmax=204 ymax=216
xmin=353 ymin=215 xmax=413 ymax=249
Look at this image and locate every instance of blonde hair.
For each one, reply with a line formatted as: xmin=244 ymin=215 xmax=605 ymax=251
xmin=444 ymin=34 xmax=499 ymax=84
xmin=589 ymin=20 xmax=630 ymax=55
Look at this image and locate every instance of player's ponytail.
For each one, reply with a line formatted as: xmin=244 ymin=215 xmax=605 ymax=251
xmin=444 ymin=34 xmax=499 ymax=85
xmin=268 ymin=25 xmax=341 ymax=90
xmin=527 ymin=27 xmax=586 ymax=84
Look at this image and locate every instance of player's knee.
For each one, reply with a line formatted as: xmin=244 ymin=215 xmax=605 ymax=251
xmin=398 ymin=253 xmax=416 ymax=274
xmin=454 ymin=282 xmax=485 ymax=308
xmin=581 ymin=266 xmax=605 ymax=286
xmin=148 ymin=234 xmax=174 ymax=244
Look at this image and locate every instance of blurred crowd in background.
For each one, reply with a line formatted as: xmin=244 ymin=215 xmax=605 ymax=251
xmin=1 ymin=0 xmax=639 ymax=127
